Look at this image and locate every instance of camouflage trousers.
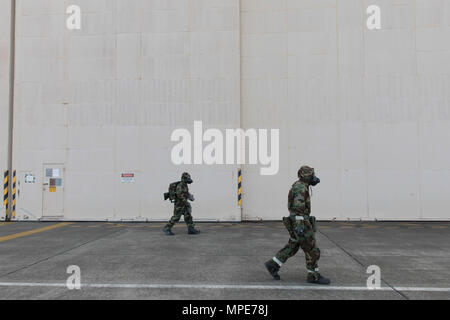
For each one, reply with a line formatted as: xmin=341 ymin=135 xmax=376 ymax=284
xmin=274 ymin=216 xmax=321 ymax=281
xmin=166 ymin=202 xmax=195 ymax=229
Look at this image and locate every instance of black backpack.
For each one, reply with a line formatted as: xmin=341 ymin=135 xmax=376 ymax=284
xmin=164 ymin=181 xmax=180 ymax=202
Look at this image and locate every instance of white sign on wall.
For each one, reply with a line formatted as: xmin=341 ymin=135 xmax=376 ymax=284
xmin=25 ymin=174 xmax=36 ymax=183
xmin=121 ymin=173 xmax=135 ymax=183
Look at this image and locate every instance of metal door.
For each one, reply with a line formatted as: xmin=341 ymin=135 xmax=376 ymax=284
xmin=42 ymin=164 xmax=64 ymax=218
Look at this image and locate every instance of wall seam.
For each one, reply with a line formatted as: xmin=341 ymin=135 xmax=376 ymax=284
xmin=238 ymin=0 xmax=243 ymax=221
xmin=6 ymin=0 xmax=16 ymax=221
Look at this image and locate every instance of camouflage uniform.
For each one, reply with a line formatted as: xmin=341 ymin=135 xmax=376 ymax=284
xmin=166 ymin=180 xmax=195 ymax=229
xmin=266 ymin=166 xmax=329 ymax=284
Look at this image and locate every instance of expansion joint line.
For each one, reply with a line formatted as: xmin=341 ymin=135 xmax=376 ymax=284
xmin=317 ymin=228 xmax=410 ymax=300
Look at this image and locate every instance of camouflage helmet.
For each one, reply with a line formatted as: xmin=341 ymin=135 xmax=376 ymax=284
xmin=298 ymin=166 xmax=314 ymax=182
xmin=181 ymin=172 xmax=193 ymax=184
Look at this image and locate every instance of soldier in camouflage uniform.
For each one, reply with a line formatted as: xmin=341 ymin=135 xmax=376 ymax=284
xmin=163 ymin=172 xmax=200 ymax=235
xmin=265 ymin=166 xmax=330 ymax=285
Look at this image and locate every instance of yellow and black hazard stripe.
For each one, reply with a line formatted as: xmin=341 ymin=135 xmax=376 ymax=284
xmin=238 ymin=169 xmax=242 ymax=207
xmin=3 ymin=170 xmax=8 ymax=216
xmin=12 ymin=170 xmax=16 ymax=219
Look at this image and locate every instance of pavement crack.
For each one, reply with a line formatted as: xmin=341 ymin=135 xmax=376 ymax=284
xmin=0 ymin=229 xmax=124 ymax=280
xmin=318 ymin=228 xmax=410 ymax=300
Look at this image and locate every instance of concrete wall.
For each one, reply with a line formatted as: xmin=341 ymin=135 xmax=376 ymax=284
xmin=241 ymin=0 xmax=450 ymax=221
xmin=0 ymin=0 xmax=11 ymax=220
xmin=5 ymin=0 xmax=450 ymax=221
xmin=12 ymin=0 xmax=241 ymax=221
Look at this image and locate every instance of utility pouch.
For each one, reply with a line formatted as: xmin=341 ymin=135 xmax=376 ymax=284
xmin=282 ymin=216 xmax=295 ymax=233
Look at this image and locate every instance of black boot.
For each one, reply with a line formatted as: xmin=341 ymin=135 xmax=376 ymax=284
xmin=163 ymin=226 xmax=174 ymax=236
xmin=265 ymin=260 xmax=281 ymax=280
xmin=307 ymin=274 xmax=331 ymax=285
xmin=188 ymin=226 xmax=200 ymax=234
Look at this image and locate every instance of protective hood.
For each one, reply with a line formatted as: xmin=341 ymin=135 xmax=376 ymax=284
xmin=298 ymin=166 xmax=320 ymax=186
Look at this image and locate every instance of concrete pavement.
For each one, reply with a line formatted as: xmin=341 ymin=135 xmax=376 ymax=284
xmin=0 ymin=221 xmax=449 ymax=300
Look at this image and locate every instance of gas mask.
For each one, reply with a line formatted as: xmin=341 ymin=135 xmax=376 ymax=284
xmin=310 ymin=174 xmax=320 ymax=186
xmin=181 ymin=172 xmax=193 ymax=184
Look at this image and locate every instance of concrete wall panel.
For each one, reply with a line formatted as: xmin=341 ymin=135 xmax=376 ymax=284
xmin=241 ymin=0 xmax=450 ymax=220
xmin=12 ymin=0 xmax=241 ymax=221
xmin=5 ymin=0 xmax=450 ymax=221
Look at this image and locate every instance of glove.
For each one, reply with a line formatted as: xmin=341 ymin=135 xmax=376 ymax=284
xmin=309 ymin=216 xmax=317 ymax=232
xmin=188 ymin=194 xmax=195 ymax=201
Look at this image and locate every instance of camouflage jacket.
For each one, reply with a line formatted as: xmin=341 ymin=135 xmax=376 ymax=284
xmin=175 ymin=181 xmax=189 ymax=206
xmin=288 ymin=180 xmax=311 ymax=216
